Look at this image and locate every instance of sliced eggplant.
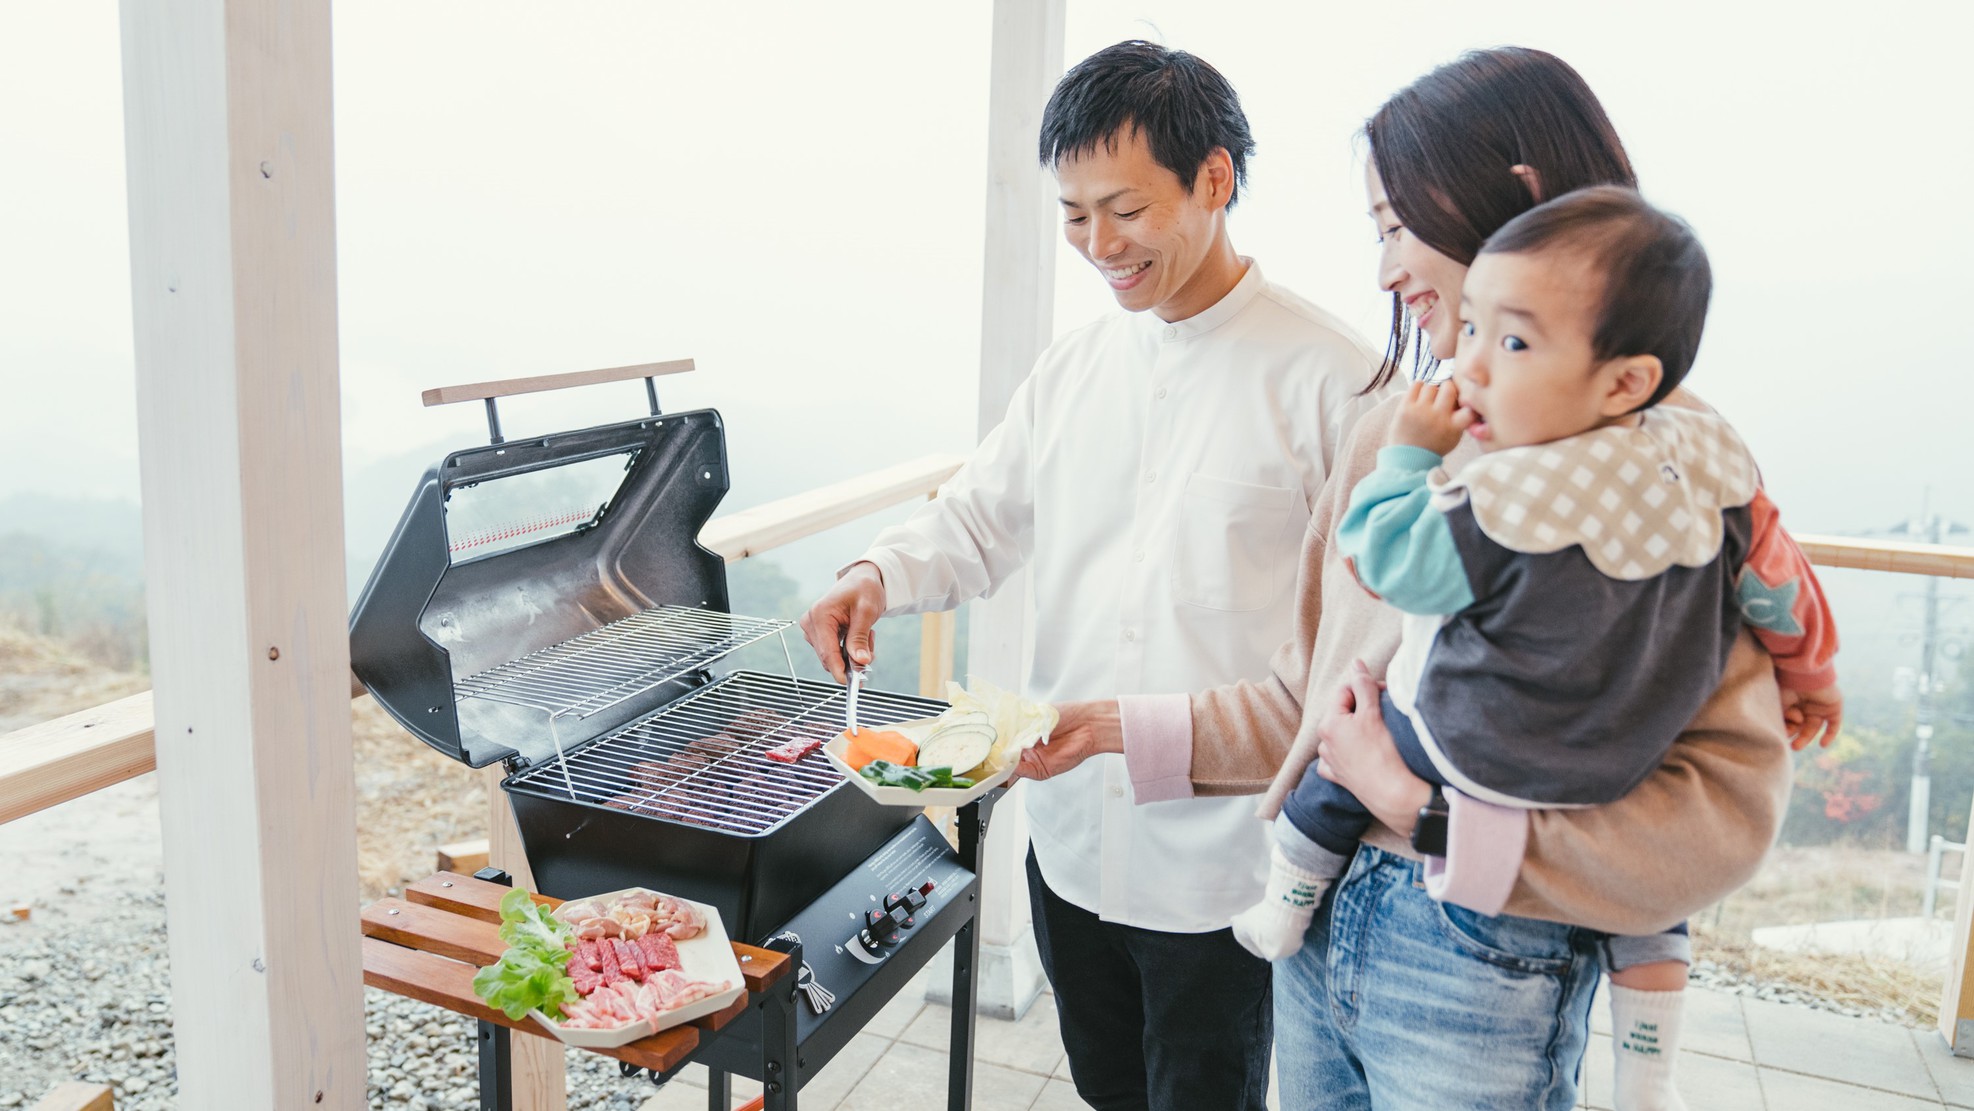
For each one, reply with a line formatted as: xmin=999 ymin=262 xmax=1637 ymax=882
xmin=918 ymin=724 xmax=996 ymax=776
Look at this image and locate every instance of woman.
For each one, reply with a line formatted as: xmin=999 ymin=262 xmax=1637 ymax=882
xmin=1018 ymin=47 xmax=1792 ymax=1109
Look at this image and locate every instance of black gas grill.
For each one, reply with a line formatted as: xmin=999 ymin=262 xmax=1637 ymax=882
xmin=349 ymin=375 xmax=993 ymax=1110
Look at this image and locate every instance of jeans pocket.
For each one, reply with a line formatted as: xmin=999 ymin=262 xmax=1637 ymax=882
xmin=1432 ymin=901 xmax=1576 ymax=976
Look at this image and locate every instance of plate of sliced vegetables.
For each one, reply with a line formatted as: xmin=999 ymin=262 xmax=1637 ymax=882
xmin=824 ymin=679 xmax=1057 ymax=807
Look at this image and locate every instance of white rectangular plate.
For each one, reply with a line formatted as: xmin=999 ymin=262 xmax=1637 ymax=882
xmin=529 ymin=891 xmax=745 ymax=1049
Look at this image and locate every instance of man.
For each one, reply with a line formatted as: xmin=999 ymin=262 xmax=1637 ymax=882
xmin=799 ymin=41 xmax=1380 ymax=1109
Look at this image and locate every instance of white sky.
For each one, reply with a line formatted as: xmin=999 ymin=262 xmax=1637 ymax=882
xmin=4 ymin=1 xmax=1972 ymax=554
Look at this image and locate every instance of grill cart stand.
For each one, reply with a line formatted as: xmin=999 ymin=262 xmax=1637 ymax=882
xmin=361 ymin=789 xmax=1002 ymax=1111
xmin=359 ymin=867 xmax=791 ymax=1111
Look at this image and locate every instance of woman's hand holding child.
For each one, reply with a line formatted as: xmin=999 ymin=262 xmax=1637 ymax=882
xmin=1392 ymin=379 xmax=1476 ymax=457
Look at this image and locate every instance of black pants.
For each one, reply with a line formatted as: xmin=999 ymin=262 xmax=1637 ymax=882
xmin=1026 ymin=849 xmax=1272 ymax=1111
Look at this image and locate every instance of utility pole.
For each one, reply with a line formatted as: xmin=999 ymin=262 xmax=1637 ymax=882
xmin=1900 ymin=494 xmax=1970 ymax=853
xmin=1910 ymin=524 xmax=1940 ymax=854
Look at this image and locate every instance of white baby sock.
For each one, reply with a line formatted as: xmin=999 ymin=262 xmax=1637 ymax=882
xmin=1609 ymin=983 xmax=1688 ymax=1111
xmin=1228 ymin=846 xmax=1329 ymax=962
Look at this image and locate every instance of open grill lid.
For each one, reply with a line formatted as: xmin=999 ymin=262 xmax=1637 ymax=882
xmin=349 ymin=408 xmax=744 ymax=768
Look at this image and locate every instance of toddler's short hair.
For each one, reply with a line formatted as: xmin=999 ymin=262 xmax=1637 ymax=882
xmin=1481 ymin=185 xmax=1710 ymax=409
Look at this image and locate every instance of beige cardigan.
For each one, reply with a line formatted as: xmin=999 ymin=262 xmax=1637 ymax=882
xmin=1184 ymin=393 xmax=1793 ymax=937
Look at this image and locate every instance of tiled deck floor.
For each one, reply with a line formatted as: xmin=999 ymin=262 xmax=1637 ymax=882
xmin=638 ymin=972 xmax=1974 ymax=1110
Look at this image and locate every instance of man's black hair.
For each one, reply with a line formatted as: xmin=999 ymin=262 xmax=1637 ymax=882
xmin=1038 ymin=40 xmax=1255 ymax=208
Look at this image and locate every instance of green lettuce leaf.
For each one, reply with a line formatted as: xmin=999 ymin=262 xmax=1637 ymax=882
xmin=471 ymin=888 xmax=578 ymax=1021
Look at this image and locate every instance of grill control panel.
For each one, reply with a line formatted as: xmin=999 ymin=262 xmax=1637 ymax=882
xmin=847 ymin=881 xmax=935 ymax=963
xmin=688 ymin=804 xmax=997 ymax=1087
xmin=762 ymin=814 xmax=973 ymax=1045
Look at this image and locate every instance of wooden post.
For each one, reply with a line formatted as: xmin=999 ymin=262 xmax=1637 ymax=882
xmin=1938 ymin=795 xmax=1974 ymax=1053
xmin=32 ymin=1083 xmax=114 ymax=1111
xmin=935 ymin=0 xmax=1064 ymax=1022
xmin=484 ymin=767 xmax=571 ymax=1107
xmin=919 ymin=487 xmax=960 ymax=700
xmin=119 ymin=0 xmax=364 ymax=1106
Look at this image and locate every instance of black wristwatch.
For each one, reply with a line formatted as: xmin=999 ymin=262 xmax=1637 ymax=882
xmin=1411 ymin=786 xmax=1449 ymax=857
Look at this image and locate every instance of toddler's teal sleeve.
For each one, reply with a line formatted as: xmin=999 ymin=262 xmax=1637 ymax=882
xmin=1337 ymin=445 xmax=1474 ymax=615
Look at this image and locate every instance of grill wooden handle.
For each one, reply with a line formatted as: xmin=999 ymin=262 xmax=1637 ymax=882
xmin=421 ymin=358 xmax=695 ymax=407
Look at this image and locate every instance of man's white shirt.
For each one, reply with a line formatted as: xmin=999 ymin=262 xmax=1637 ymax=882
xmin=856 ymin=260 xmax=1382 ymax=932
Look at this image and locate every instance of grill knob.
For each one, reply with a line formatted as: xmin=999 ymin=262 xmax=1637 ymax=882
xmin=883 ymin=880 xmax=936 ymax=915
xmin=866 ymin=906 xmax=910 ymax=943
xmin=848 ymin=926 xmax=887 ymax=964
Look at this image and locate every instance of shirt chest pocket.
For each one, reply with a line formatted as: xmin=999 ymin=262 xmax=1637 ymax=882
xmin=1171 ymin=473 xmax=1298 ymax=612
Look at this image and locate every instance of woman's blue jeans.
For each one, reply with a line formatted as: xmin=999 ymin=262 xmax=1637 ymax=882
xmin=1274 ymin=845 xmax=1602 ymax=1110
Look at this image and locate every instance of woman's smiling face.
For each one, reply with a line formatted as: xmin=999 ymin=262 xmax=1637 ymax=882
xmin=1367 ymin=159 xmax=1471 ymax=362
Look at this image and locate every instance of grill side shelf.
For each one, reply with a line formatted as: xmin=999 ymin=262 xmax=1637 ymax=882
xmin=452 ymin=605 xmax=792 ymax=722
xmin=400 ymin=870 xmax=791 ymax=996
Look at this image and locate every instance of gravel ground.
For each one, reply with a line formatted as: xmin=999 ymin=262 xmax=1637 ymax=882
xmin=1688 ymin=957 xmax=1920 ymax=1027
xmin=0 ymin=870 xmax=671 ymax=1109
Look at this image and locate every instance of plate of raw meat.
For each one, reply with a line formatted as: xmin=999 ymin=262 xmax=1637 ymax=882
xmin=527 ymin=887 xmax=744 ymax=1049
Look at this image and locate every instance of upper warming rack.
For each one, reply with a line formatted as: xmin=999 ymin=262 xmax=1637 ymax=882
xmin=452 ymin=605 xmax=792 ymax=721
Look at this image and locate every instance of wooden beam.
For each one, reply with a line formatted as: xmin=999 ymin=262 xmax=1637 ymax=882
xmin=421 ymin=358 xmax=695 ymax=407
xmin=483 ymin=766 xmax=567 ymax=1109
xmin=1940 ymin=794 xmax=1974 ymax=1054
xmin=436 ymin=838 xmax=491 ymax=876
xmin=118 ymin=0 xmax=363 ymax=1106
xmin=0 ymin=691 xmax=155 ymax=825
xmin=1796 ymin=533 xmax=1974 ymax=580
xmin=699 ymin=453 xmax=964 ymax=562
xmin=32 ymin=1083 xmax=114 ymax=1111
xmin=919 ymin=609 xmax=958 ymax=700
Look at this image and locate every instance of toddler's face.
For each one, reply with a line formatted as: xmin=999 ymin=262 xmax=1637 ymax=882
xmin=1452 ymin=250 xmax=1621 ymax=452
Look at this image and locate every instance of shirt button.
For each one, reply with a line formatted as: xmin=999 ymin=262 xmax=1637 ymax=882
xmin=1155 ymin=387 xmax=1168 ymax=400
xmin=1123 ymin=628 xmax=1137 ymax=642
xmin=1162 ymin=325 xmax=1177 ymax=341
xmin=1143 ymin=470 xmax=1156 ymax=484
xmin=1109 ymin=785 xmax=1125 ymax=798
xmin=1133 ymin=549 xmax=1146 ymax=563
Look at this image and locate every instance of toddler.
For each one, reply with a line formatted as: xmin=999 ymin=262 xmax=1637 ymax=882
xmin=1231 ymin=186 xmax=1840 ymax=1111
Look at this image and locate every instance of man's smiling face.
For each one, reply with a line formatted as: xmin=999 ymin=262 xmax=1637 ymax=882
xmin=1054 ymin=125 xmax=1233 ymax=323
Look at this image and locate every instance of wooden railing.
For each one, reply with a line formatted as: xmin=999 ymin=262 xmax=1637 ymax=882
xmin=0 ymin=453 xmax=965 ymax=826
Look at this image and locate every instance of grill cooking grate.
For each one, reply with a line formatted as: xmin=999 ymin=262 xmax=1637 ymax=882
xmin=507 ymin=671 xmax=944 ymax=835
xmin=453 ymin=605 xmax=791 ymax=720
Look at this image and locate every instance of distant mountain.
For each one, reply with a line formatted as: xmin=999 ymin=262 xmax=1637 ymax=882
xmin=0 ymin=493 xmax=145 ymax=566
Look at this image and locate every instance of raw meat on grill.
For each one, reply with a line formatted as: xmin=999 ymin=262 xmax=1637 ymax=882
xmin=763 ymin=734 xmax=826 ymax=763
xmin=724 ymin=707 xmax=790 ymax=740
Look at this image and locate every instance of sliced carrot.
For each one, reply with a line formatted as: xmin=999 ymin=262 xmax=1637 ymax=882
xmin=842 ymin=729 xmax=918 ymax=770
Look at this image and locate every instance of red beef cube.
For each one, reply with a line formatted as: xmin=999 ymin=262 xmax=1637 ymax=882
xmin=615 ymin=937 xmax=644 ymax=981
xmin=637 ymin=932 xmax=681 ymax=974
xmin=596 ymin=934 xmax=622 ymax=983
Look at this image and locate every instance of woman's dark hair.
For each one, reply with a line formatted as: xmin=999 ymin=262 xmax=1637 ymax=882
xmin=1483 ymin=186 xmax=1711 ymax=410
xmin=1363 ymin=46 xmax=1638 ymax=392
xmin=1039 ymin=40 xmax=1255 ymax=209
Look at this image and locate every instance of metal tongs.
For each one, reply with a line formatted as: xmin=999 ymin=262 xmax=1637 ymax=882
xmin=841 ymin=639 xmax=869 ymax=736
